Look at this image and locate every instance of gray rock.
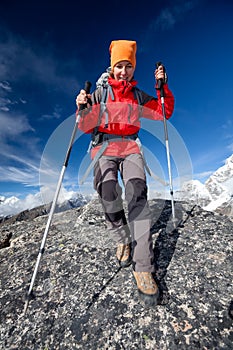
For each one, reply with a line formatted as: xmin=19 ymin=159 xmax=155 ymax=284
xmin=0 ymin=199 xmax=232 ymax=350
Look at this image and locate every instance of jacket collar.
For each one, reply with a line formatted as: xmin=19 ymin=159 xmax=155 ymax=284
xmin=108 ymin=77 xmax=138 ymax=93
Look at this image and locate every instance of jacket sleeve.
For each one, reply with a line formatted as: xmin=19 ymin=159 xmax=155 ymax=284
xmin=76 ymin=89 xmax=101 ymax=133
xmin=141 ymin=84 xmax=175 ymax=120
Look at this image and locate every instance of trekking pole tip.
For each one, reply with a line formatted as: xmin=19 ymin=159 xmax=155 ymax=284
xmin=23 ymin=299 xmax=29 ymax=316
xmin=23 ymin=290 xmax=35 ymax=316
xmin=166 ymin=216 xmax=180 ymax=234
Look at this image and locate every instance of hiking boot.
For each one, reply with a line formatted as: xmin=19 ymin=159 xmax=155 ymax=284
xmin=116 ymin=244 xmax=132 ymax=268
xmin=133 ymin=271 xmax=159 ymax=307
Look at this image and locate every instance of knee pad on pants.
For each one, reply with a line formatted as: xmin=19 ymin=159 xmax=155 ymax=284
xmin=125 ymin=178 xmax=150 ymax=222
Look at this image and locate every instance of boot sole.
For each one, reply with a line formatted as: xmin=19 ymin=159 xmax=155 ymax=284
xmin=118 ymin=256 xmax=133 ymax=268
xmin=132 ymin=275 xmax=160 ymax=307
xmin=138 ymin=289 xmax=160 ymax=307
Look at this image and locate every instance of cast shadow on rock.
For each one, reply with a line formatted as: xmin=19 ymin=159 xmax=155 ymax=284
xmin=150 ymin=200 xmax=195 ymax=306
xmin=85 ymin=266 xmax=122 ymax=310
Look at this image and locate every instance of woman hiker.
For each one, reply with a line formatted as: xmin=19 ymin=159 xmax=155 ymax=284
xmin=75 ymin=39 xmax=175 ymax=306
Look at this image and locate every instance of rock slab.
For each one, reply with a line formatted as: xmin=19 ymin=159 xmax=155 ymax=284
xmin=0 ymin=199 xmax=232 ymax=349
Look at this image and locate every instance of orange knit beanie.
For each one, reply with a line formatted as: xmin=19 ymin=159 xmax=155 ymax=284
xmin=109 ymin=40 xmax=137 ymax=70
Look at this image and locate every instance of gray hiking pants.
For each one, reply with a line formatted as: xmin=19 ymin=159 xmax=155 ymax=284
xmin=94 ymin=153 xmax=155 ymax=272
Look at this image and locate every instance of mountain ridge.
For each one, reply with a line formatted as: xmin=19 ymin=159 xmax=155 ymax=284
xmin=1 ymin=154 xmax=233 ymax=222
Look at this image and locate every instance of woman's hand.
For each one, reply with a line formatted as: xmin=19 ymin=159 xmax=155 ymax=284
xmin=76 ymin=89 xmax=91 ymax=108
xmin=155 ymin=65 xmax=165 ymax=81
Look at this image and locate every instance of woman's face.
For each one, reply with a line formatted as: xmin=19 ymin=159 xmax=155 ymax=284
xmin=113 ymin=60 xmax=135 ymax=81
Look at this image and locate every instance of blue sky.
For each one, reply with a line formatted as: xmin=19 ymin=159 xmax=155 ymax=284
xmin=0 ymin=0 xmax=233 ymax=213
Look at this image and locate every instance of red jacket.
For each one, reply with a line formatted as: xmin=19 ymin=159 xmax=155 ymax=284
xmin=77 ymin=77 xmax=175 ymax=158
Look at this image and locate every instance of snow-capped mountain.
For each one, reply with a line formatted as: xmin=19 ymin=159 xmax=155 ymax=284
xmin=0 ymin=195 xmax=21 ymax=217
xmin=0 ymin=195 xmax=19 ymax=206
xmin=54 ymin=193 xmax=92 ymax=213
xmin=0 ymin=192 xmax=92 ymax=219
xmin=175 ymin=154 xmax=233 ymax=219
xmin=175 ymin=179 xmax=211 ymax=207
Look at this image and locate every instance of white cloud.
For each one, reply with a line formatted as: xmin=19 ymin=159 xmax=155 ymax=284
xmin=222 ymin=118 xmax=233 ymax=140
xmin=0 ymin=162 xmax=40 ymax=187
xmin=0 ymin=111 xmax=34 ymax=140
xmin=40 ymin=104 xmax=62 ymax=120
xmin=0 ymin=111 xmax=39 ymax=160
xmin=0 ymin=192 xmax=43 ymax=217
xmin=0 ymin=27 xmax=83 ymax=199
xmin=0 ymin=81 xmax=27 ymax=113
xmin=193 ymin=170 xmax=214 ymax=181
xmin=154 ymin=1 xmax=200 ymax=31
xmin=222 ymin=118 xmax=233 ymax=130
xmin=221 ymin=119 xmax=233 ymax=152
xmin=0 ymin=110 xmax=42 ymax=186
xmin=139 ymin=0 xmax=200 ymax=53
xmin=0 ymin=81 xmax=12 ymax=91
xmin=0 ymin=99 xmax=10 ymax=111
xmin=0 ymin=29 xmax=80 ymax=95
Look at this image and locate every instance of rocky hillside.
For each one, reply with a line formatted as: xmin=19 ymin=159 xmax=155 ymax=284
xmin=0 ymin=199 xmax=232 ymax=349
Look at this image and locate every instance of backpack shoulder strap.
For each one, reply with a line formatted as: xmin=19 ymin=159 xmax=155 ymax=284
xmin=92 ymin=82 xmax=113 ymax=137
xmin=133 ymin=86 xmax=143 ymax=105
xmin=100 ymin=83 xmax=112 ymax=128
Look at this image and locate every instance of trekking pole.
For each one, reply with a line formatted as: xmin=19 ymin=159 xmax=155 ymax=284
xmin=156 ymin=62 xmax=176 ymax=221
xmin=23 ymin=81 xmax=92 ymax=315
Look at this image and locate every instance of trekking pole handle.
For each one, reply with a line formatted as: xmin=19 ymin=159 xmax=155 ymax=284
xmin=156 ymin=61 xmax=166 ymax=92
xmin=79 ymin=80 xmax=92 ymax=111
xmin=84 ymin=80 xmax=92 ymax=93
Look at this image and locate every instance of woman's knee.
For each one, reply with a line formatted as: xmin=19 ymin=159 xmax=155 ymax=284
xmin=125 ymin=178 xmax=148 ymax=203
xmin=97 ymin=180 xmax=122 ymax=201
